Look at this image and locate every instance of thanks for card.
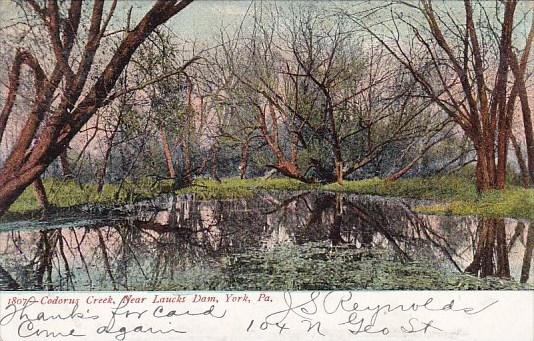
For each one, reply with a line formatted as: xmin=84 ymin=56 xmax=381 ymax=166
xmin=0 ymin=291 xmax=532 ymax=341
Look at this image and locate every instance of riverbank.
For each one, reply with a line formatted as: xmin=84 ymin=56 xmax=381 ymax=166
xmin=325 ymin=177 xmax=534 ymax=221
xmin=3 ymin=178 xmax=169 ymax=221
xmin=177 ymin=176 xmax=534 ymax=220
xmin=5 ymin=175 xmax=534 ymax=221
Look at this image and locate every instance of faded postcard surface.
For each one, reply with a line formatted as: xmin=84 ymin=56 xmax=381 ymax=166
xmin=0 ymin=0 xmax=532 ymax=340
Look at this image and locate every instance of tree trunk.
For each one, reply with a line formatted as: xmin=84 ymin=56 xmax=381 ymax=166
xmin=386 ymin=158 xmax=419 ymax=182
xmin=522 ymin=114 xmax=534 ymax=184
xmin=239 ymin=141 xmax=249 ymax=179
xmin=474 ymin=144 xmax=496 ymax=192
xmin=495 ymin=125 xmax=511 ymax=190
xmin=32 ymin=177 xmax=49 ymax=211
xmin=510 ymin=59 xmax=534 ymax=184
xmin=182 ymin=141 xmax=192 ymax=184
xmin=510 ymin=133 xmax=531 ymax=188
xmin=159 ymin=128 xmax=176 ymax=179
xmin=97 ymin=142 xmax=113 ymax=194
xmin=59 ymin=151 xmax=72 ymax=178
xmin=517 ymin=80 xmax=534 ymax=184
xmin=257 ymin=104 xmax=306 ymax=182
xmin=335 ymin=160 xmax=343 ymax=185
xmin=386 ymin=137 xmax=441 ymax=182
xmin=510 ymin=19 xmax=534 ymax=184
xmin=475 ymin=151 xmax=489 ymax=192
xmin=327 ymin=100 xmax=343 ymax=185
xmin=210 ymin=145 xmax=220 ymax=181
xmin=0 ymin=163 xmax=43 ymax=215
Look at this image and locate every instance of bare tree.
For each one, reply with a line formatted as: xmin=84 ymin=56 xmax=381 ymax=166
xmin=0 ymin=0 xmax=195 ymax=217
xmin=352 ymin=0 xmax=530 ymax=191
xmin=215 ymin=4 xmax=451 ymax=183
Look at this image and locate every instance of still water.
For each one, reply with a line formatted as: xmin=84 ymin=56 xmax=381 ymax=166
xmin=0 ymin=192 xmax=532 ymax=290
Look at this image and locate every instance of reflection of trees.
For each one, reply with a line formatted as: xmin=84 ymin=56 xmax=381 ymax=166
xmin=0 ymin=263 xmax=19 ymax=289
xmin=268 ymin=193 xmax=531 ymax=283
xmin=461 ymin=218 xmax=533 ymax=283
xmin=96 ymin=228 xmax=118 ymax=289
xmin=4 ymin=229 xmax=75 ymax=290
xmin=465 ymin=218 xmax=510 ymax=279
xmin=0 ymin=193 xmax=531 ymax=290
xmin=430 ymin=214 xmax=533 ymax=283
xmin=423 ymin=215 xmax=533 ymax=282
xmin=274 ymin=193 xmax=425 ymax=262
xmin=521 ymin=224 xmax=533 ymax=283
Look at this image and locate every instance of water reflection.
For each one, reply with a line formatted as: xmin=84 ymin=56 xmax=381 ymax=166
xmin=0 ymin=192 xmax=531 ymax=290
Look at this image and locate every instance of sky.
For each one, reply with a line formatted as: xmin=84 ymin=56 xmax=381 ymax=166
xmin=0 ymin=1 xmax=255 ymax=40
xmin=120 ymin=1 xmax=254 ymax=40
xmin=0 ymin=1 xmax=531 ymax=43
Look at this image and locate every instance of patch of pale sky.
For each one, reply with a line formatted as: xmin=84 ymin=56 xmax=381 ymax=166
xmin=0 ymin=1 xmax=531 ymax=43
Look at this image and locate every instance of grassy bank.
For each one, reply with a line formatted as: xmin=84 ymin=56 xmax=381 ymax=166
xmin=6 ymin=175 xmax=534 ymax=220
xmin=324 ymin=176 xmax=534 ymax=220
xmin=178 ymin=176 xmax=534 ymax=220
xmin=175 ymin=177 xmax=316 ymax=199
xmin=4 ymin=177 xmax=172 ymax=221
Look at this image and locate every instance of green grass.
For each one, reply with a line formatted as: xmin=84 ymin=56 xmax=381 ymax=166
xmin=5 ymin=177 xmax=174 ymax=220
xmin=323 ymin=176 xmax=479 ymax=201
xmin=324 ymin=176 xmax=534 ymax=220
xmin=178 ymin=175 xmax=533 ymax=220
xmin=7 ymin=174 xmax=533 ymax=220
xmin=175 ymin=176 xmax=317 ymax=200
xmin=417 ymin=187 xmax=534 ymax=220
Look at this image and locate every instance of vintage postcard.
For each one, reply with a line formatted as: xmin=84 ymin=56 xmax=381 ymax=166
xmin=0 ymin=0 xmax=532 ymax=340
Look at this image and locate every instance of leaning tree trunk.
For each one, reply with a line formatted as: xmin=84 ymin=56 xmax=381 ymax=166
xmin=386 ymin=157 xmax=420 ymax=182
xmin=510 ymin=19 xmax=534 ymax=185
xmin=517 ymin=80 xmax=534 ymax=184
xmin=32 ymin=177 xmax=49 ymax=211
xmin=511 ymin=133 xmax=531 ymax=188
xmin=386 ymin=136 xmax=443 ymax=182
xmin=159 ymin=128 xmax=176 ymax=179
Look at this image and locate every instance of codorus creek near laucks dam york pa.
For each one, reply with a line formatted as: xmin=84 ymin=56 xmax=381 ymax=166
xmin=0 ymin=0 xmax=533 ymax=291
